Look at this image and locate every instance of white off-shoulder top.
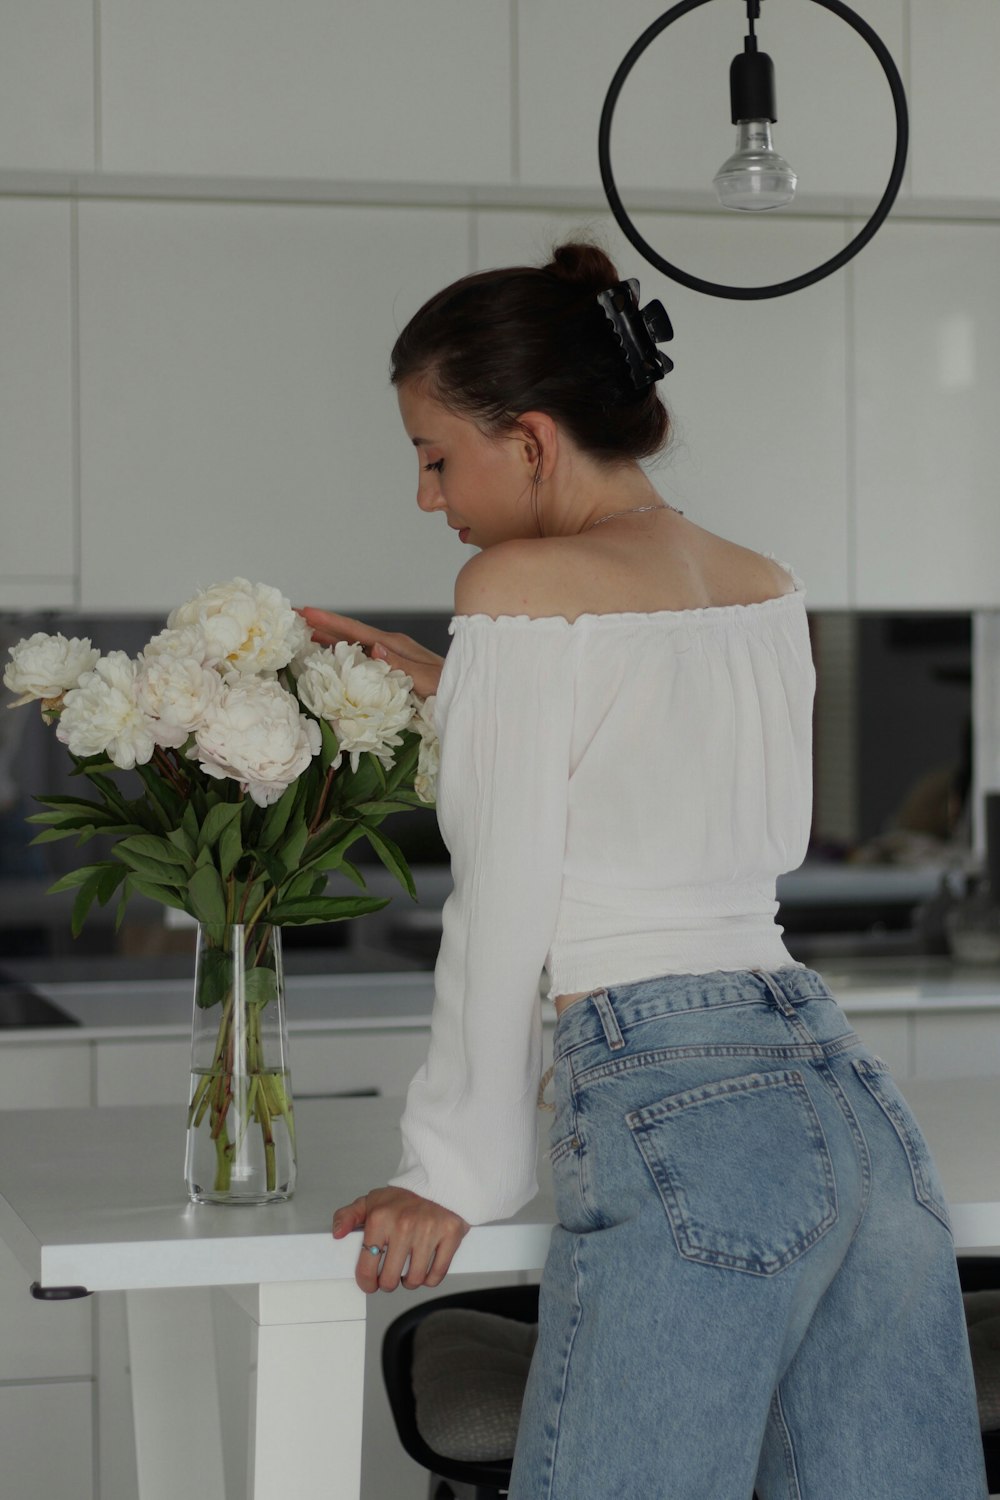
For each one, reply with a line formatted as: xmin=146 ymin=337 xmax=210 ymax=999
xmin=388 ymin=555 xmax=815 ymax=1225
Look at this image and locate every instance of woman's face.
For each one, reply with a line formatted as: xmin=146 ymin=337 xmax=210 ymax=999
xmin=397 ymin=381 xmax=536 ymax=549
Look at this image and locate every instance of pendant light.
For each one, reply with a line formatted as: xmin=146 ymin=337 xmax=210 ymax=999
xmin=713 ymin=2 xmax=797 ymax=211
xmin=598 ymin=0 xmax=908 ymax=300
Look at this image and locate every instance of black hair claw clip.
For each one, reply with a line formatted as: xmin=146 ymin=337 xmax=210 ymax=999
xmin=597 ymin=278 xmax=675 ymax=389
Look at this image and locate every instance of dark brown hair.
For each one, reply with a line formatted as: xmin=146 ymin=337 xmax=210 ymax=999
xmin=390 ymin=241 xmax=671 ymax=467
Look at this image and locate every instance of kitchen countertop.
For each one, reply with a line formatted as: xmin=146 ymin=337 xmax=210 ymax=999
xmin=0 ymin=953 xmax=998 ymax=1042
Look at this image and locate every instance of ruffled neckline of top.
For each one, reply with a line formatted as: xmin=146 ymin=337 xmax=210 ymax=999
xmin=448 ymin=554 xmax=806 ymax=633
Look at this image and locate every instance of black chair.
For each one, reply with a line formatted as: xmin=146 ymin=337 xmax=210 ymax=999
xmin=958 ymin=1255 xmax=1000 ymax=1494
xmin=382 ymin=1282 xmax=540 ymax=1500
xmin=382 ymin=1283 xmax=769 ymax=1500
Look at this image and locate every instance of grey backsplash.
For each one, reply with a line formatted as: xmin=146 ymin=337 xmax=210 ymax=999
xmin=0 ymin=607 xmax=974 ymax=960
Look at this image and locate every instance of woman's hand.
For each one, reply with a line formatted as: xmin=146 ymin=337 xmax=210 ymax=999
xmin=332 ymin=1186 xmax=470 ymax=1294
xmin=297 ymin=608 xmax=445 ymax=700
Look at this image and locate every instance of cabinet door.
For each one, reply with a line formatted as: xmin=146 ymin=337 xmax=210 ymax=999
xmin=0 ymin=1043 xmax=91 ymax=1110
xmin=915 ymin=1013 xmax=1000 ymax=1080
xmin=475 ymin=208 xmax=850 ymax=607
xmin=910 ymin=0 xmax=1000 ymax=201
xmin=0 ymin=1 xmax=94 ymax=171
xmin=519 ymin=0 xmax=904 ymax=199
xmin=99 ymin=0 xmax=511 ymax=183
xmin=78 ymin=201 xmax=470 ymax=613
xmin=0 ymin=1383 xmax=94 ymax=1500
xmin=0 ymin=201 xmax=76 ymax=611
xmin=853 ymin=221 xmax=1000 ymax=609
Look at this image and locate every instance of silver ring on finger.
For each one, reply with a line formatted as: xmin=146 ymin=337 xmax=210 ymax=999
xmin=361 ymin=1242 xmax=384 ymax=1259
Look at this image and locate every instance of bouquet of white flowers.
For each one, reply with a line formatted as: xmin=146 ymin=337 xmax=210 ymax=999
xmin=4 ymin=578 xmax=440 ymax=1201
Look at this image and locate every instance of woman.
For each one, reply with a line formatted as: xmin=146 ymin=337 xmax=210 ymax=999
xmin=303 ymin=243 xmax=986 ymax=1498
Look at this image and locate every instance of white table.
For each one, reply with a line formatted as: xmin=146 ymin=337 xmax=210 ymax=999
xmin=0 ymin=1096 xmax=554 ymax=1500
xmin=0 ymin=1081 xmax=998 ymax=1500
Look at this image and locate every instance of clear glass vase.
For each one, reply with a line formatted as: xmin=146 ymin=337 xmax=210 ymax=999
xmin=184 ymin=923 xmax=296 ymax=1205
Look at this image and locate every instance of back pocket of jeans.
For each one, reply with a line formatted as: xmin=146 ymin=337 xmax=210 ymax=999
xmin=851 ymin=1057 xmax=952 ymax=1232
xmin=626 ymin=1069 xmax=838 ymax=1276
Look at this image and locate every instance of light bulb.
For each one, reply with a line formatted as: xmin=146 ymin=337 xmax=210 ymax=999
xmin=713 ymin=120 xmax=797 ymax=211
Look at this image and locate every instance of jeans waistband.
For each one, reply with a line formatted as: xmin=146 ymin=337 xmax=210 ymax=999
xmin=553 ymin=965 xmax=837 ymax=1057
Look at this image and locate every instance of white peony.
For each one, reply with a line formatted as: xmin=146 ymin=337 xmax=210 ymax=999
xmin=296 ymin=641 xmax=415 ymax=774
xmin=3 ymin=632 xmax=100 ymax=707
xmin=410 ymin=694 xmax=439 ymax=804
xmin=168 ymin=578 xmax=310 ymax=676
xmin=193 ymin=677 xmax=321 ymax=807
xmin=142 ymin=623 xmax=210 ymax=666
xmin=135 ymin=654 xmax=223 ymax=749
xmin=57 ymin=652 xmax=158 ymax=770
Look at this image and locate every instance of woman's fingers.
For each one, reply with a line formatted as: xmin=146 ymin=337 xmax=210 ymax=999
xmin=335 ymin=1187 xmax=469 ymax=1294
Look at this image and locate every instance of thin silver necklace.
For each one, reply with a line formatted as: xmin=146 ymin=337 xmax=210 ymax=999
xmin=583 ymin=502 xmax=683 ymax=531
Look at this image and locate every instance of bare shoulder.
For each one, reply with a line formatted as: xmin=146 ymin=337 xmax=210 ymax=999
xmin=453 ymin=540 xmax=562 ymax=620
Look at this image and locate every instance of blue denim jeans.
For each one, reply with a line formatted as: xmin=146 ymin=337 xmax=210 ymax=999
xmin=508 ymin=966 xmax=987 ymax=1499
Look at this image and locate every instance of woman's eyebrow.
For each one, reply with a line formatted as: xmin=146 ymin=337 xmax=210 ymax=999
xmin=410 ymin=436 xmax=437 ymax=447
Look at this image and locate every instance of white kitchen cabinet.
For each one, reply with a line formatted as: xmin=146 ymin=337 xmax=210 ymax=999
xmin=844 ymin=1012 xmax=912 ymax=1078
xmin=77 ymin=201 xmax=471 ymax=612
xmin=910 ymin=0 xmax=1000 ymax=202
xmin=0 ymin=1 xmax=94 ymax=171
xmin=915 ymin=1013 xmax=1000 ymax=1080
xmin=852 ymin=220 xmax=1000 ymax=609
xmin=99 ymin=0 xmax=511 ymax=184
xmin=0 ymin=200 xmax=76 ymax=611
xmin=0 ymin=1041 xmax=91 ymax=1111
xmin=517 ymin=0 xmax=904 ymax=200
xmin=0 ymin=1382 xmax=94 ymax=1500
xmin=475 ymin=207 xmax=851 ymax=607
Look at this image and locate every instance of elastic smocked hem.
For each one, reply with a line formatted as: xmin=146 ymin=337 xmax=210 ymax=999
xmin=448 ymin=585 xmax=805 ymax=634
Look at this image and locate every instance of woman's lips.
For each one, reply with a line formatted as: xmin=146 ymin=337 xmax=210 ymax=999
xmin=459 ymin=527 xmax=470 ymax=541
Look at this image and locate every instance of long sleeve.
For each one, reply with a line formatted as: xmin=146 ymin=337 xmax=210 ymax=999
xmin=388 ymin=616 xmax=579 ymax=1225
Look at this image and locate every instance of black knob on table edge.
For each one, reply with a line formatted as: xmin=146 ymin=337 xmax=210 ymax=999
xmin=30 ymin=1281 xmax=92 ymax=1300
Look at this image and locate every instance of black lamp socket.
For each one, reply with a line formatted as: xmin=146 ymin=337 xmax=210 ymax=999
xmin=730 ymin=41 xmax=778 ymax=125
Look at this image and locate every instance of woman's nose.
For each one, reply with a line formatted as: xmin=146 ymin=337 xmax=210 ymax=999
xmin=417 ymin=474 xmax=444 ymax=513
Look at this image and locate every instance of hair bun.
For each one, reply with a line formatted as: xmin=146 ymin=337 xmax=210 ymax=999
xmin=546 ymin=241 xmax=620 ymax=293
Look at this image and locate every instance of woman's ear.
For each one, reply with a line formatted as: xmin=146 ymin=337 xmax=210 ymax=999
xmin=515 ymin=411 xmax=559 ymax=481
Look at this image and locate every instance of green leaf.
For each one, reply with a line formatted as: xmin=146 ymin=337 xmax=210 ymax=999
xmin=302 ymin=831 xmax=366 ymax=873
xmin=197 ymin=802 xmax=243 ymax=853
xmin=118 ymin=834 xmax=191 ymax=867
xmin=266 ymin=893 xmax=392 ymax=926
xmin=195 ymin=944 xmax=232 ymax=1009
xmin=115 ymin=849 xmax=189 ymax=886
xmin=318 ymin=719 xmax=340 ymax=773
xmin=167 ymin=826 xmax=197 ymax=859
xmin=71 ymin=869 xmax=106 ymax=937
xmin=187 ymin=864 xmax=227 ymax=926
xmin=115 ymin=878 xmax=133 ymax=932
xmin=218 ymin=819 xmax=243 ymax=880
xmin=337 ymin=859 xmax=367 ymax=891
xmin=135 ymin=761 xmax=184 ymax=822
xmin=257 ymin=784 xmax=298 ymax=851
xmin=47 ymin=865 xmax=107 ymax=895
xmin=276 ymin=812 xmax=309 ymax=877
xmin=128 ymin=876 xmax=191 ymax=914
xmin=96 ymin=864 xmax=129 ymax=905
xmin=31 ymin=825 xmax=99 ymax=846
xmin=182 ymin=803 xmax=201 ymax=843
xmin=362 ymin=826 xmax=417 ymax=901
xmin=244 ymin=967 xmax=278 ymax=1006
xmin=353 ymin=798 xmax=423 ymax=817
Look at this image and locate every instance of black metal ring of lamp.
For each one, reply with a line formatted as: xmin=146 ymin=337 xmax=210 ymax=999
xmin=598 ymin=0 xmax=909 ymax=300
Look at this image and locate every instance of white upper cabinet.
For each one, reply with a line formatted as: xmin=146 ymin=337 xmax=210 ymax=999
xmin=0 ymin=200 xmax=76 ymax=610
xmin=99 ymin=0 xmax=512 ymax=183
xmin=910 ymin=0 xmax=1000 ymax=201
xmin=517 ymin=0 xmax=905 ymax=202
xmin=852 ymin=221 xmax=1000 ymax=609
xmin=475 ymin=208 xmax=850 ymax=607
xmin=77 ymin=201 xmax=471 ymax=612
xmin=0 ymin=1 xmax=94 ymax=170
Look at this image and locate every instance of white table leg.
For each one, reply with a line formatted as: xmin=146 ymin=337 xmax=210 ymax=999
xmin=126 ymin=1287 xmax=226 ymax=1500
xmin=227 ymin=1280 xmax=368 ymax=1500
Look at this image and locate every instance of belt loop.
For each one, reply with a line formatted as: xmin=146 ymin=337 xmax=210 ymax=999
xmin=753 ymin=968 xmax=796 ymax=1018
xmin=591 ymin=990 xmax=625 ymax=1050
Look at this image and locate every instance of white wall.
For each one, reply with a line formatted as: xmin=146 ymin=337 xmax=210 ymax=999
xmin=1 ymin=0 xmax=999 ymax=615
